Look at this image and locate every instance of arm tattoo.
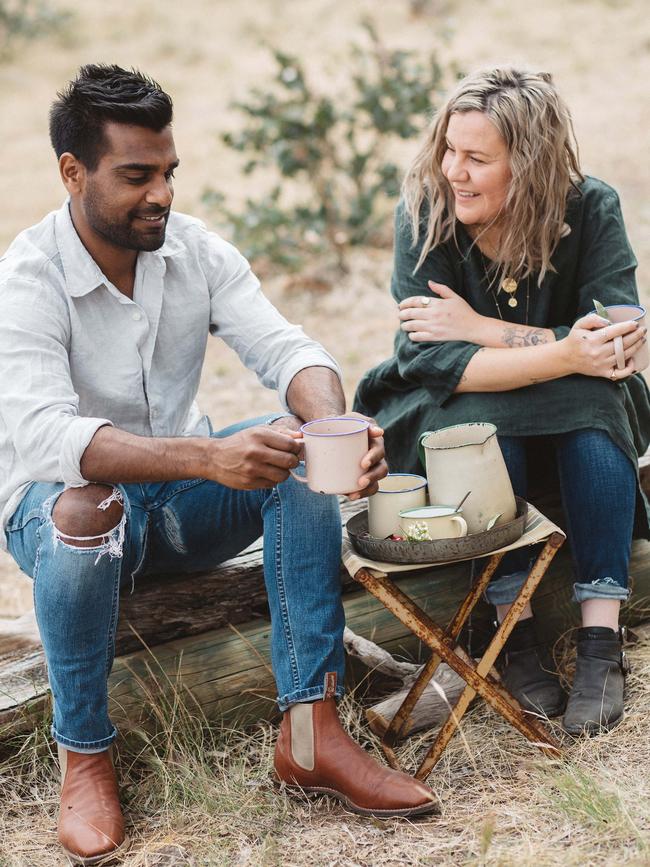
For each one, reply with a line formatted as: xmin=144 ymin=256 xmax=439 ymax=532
xmin=502 ymin=326 xmax=549 ymax=348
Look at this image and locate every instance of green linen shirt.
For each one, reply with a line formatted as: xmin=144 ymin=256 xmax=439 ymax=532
xmin=354 ymin=176 xmax=650 ymax=537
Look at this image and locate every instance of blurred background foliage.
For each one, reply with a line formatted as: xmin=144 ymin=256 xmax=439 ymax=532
xmin=0 ymin=0 xmax=70 ymax=56
xmin=203 ymin=21 xmax=459 ymax=273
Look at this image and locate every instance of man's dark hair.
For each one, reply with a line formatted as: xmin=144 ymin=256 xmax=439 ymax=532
xmin=49 ymin=64 xmax=173 ymax=170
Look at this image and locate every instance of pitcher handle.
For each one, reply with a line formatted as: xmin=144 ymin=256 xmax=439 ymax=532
xmin=451 ymin=515 xmax=468 ymax=537
xmin=417 ymin=431 xmax=434 ymax=469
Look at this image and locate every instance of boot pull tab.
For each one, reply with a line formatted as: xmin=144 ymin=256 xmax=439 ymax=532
xmin=323 ymin=672 xmax=337 ymax=700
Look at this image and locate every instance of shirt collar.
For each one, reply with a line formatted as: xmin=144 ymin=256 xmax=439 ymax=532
xmin=54 ymin=199 xmax=183 ymax=298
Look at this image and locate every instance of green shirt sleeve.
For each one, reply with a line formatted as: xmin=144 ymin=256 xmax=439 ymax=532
xmin=573 ymin=185 xmax=639 ymax=314
xmin=391 ymin=203 xmax=482 ymax=407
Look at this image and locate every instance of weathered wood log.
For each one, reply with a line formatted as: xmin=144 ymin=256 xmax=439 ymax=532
xmin=4 ymin=534 xmax=650 ymax=740
xmin=0 ymin=567 xmax=461 ymax=738
xmin=2 ymin=460 xmax=650 ymax=739
xmin=343 ymin=627 xmax=467 ymax=737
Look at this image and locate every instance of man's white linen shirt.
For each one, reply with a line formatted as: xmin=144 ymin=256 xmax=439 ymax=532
xmin=0 ymin=202 xmax=341 ymax=548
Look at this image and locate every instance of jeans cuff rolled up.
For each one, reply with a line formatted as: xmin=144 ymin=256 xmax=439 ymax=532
xmin=572 ymin=579 xmax=630 ymax=603
xmin=483 ymin=570 xmax=529 ymax=606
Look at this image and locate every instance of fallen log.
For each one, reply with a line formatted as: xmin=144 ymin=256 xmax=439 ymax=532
xmin=343 ymin=628 xmax=467 ymax=738
xmin=2 ymin=461 xmax=650 ymax=740
xmin=0 ymin=565 xmax=466 ymax=738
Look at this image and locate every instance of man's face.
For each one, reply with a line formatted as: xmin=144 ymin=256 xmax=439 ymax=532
xmin=80 ymin=122 xmax=178 ymax=252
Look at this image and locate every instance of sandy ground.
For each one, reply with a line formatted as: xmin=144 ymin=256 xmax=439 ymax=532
xmin=0 ymin=0 xmax=648 ymax=618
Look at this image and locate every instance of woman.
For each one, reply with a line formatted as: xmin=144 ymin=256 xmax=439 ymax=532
xmin=354 ymin=66 xmax=650 ymax=734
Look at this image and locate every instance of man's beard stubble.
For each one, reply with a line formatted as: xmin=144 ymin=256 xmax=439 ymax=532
xmin=83 ymin=185 xmax=168 ymax=253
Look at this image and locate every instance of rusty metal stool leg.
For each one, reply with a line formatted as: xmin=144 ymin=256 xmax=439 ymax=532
xmin=361 ymin=568 xmax=561 ymax=753
xmin=353 ymin=531 xmax=565 ymax=778
xmin=414 ymin=532 xmax=566 ymax=779
xmin=379 ymin=552 xmax=506 ymax=763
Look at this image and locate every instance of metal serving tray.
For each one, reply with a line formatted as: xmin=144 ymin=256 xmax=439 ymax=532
xmin=346 ymin=497 xmax=528 ymax=565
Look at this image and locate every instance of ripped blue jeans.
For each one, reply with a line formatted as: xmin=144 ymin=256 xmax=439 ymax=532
xmin=4 ymin=416 xmax=345 ymax=752
xmin=486 ymin=428 xmax=636 ymax=606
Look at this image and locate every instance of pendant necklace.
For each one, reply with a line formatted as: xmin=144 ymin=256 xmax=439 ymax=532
xmin=482 ymin=258 xmax=530 ymax=323
xmin=501 ymin=277 xmax=519 ymax=308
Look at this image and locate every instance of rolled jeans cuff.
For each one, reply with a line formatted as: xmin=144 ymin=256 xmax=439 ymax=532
xmin=52 ymin=724 xmax=117 ymax=754
xmin=573 ymin=580 xmax=631 ymax=603
xmin=484 ymin=570 xmax=528 ymax=606
xmin=278 ymin=684 xmax=345 ymax=712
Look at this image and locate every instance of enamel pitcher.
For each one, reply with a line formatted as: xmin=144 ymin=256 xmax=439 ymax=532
xmin=418 ymin=423 xmax=517 ymax=535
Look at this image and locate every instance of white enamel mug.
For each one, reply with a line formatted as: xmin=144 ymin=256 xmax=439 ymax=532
xmin=399 ymin=505 xmax=468 ymax=540
xmin=597 ymin=304 xmax=649 ymax=373
xmin=290 ymin=417 xmax=370 ymax=494
xmin=367 ymin=473 xmax=428 ymax=538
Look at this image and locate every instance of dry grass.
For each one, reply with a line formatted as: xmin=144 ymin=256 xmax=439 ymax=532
xmin=2 ymin=636 xmax=650 ymax=866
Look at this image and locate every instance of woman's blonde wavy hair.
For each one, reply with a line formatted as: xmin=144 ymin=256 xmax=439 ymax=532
xmin=402 ymin=66 xmax=584 ymax=285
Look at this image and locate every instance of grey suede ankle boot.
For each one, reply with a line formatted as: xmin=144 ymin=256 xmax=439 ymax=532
xmin=497 ymin=617 xmax=567 ymax=718
xmin=563 ymin=626 xmax=629 ymax=735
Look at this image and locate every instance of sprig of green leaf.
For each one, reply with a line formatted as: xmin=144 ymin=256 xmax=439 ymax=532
xmin=593 ymin=299 xmax=610 ymax=321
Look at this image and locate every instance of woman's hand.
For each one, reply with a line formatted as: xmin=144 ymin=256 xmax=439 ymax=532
xmin=563 ymin=313 xmax=646 ymax=379
xmin=398 ymin=281 xmax=485 ymax=343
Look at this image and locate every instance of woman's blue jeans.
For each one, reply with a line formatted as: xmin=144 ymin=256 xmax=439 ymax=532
xmin=4 ymin=416 xmax=345 ymax=752
xmin=486 ymin=428 xmax=636 ymax=606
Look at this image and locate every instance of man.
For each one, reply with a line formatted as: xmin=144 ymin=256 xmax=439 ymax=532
xmin=0 ymin=65 xmax=436 ymax=864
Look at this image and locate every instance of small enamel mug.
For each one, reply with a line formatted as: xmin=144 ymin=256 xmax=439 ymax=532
xmin=367 ymin=473 xmax=428 ymax=539
xmin=399 ymin=505 xmax=468 ymax=540
xmin=596 ymin=304 xmax=649 ymax=373
xmin=290 ymin=417 xmax=369 ymax=494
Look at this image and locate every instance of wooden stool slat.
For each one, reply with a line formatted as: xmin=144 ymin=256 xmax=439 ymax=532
xmin=383 ymin=552 xmax=505 ymax=748
xmin=351 ymin=516 xmax=566 ymax=779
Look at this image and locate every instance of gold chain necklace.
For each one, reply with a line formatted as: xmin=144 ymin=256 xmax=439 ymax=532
xmin=481 ymin=257 xmax=530 ymax=323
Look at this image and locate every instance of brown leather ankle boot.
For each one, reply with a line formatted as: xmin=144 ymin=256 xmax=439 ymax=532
xmin=274 ymin=692 xmax=439 ymax=818
xmin=57 ymin=746 xmax=127 ymax=865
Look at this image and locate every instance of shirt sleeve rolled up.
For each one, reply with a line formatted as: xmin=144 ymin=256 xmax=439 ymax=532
xmin=0 ymin=279 xmax=112 ymax=486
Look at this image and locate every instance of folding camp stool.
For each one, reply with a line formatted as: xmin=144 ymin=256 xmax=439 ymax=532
xmin=343 ymin=502 xmax=566 ymax=780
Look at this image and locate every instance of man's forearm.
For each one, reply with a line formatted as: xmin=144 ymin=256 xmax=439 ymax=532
xmin=80 ymin=425 xmax=209 ymax=483
xmin=285 ymin=366 xmax=346 ymax=422
xmin=80 ymin=366 xmax=345 ymax=484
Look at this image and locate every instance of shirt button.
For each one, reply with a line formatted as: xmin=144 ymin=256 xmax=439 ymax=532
xmin=132 ymin=312 xmax=142 ymax=321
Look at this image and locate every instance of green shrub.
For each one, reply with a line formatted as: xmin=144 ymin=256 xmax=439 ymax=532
xmin=0 ymin=0 xmax=70 ymax=55
xmin=204 ymin=21 xmax=458 ymax=272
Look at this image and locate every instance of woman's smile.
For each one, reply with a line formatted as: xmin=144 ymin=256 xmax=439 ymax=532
xmin=441 ymin=110 xmax=512 ymax=231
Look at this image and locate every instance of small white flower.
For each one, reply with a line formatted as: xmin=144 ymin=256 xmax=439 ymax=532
xmin=405 ymin=521 xmax=432 ymax=542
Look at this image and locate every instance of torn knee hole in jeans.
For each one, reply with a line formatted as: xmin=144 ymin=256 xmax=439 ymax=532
xmin=49 ymin=488 xmax=126 ymax=565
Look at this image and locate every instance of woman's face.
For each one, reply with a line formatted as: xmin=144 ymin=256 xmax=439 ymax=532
xmin=441 ymin=110 xmax=512 ymax=232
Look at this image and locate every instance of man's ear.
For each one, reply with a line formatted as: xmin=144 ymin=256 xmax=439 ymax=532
xmin=59 ymin=153 xmax=87 ymax=195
